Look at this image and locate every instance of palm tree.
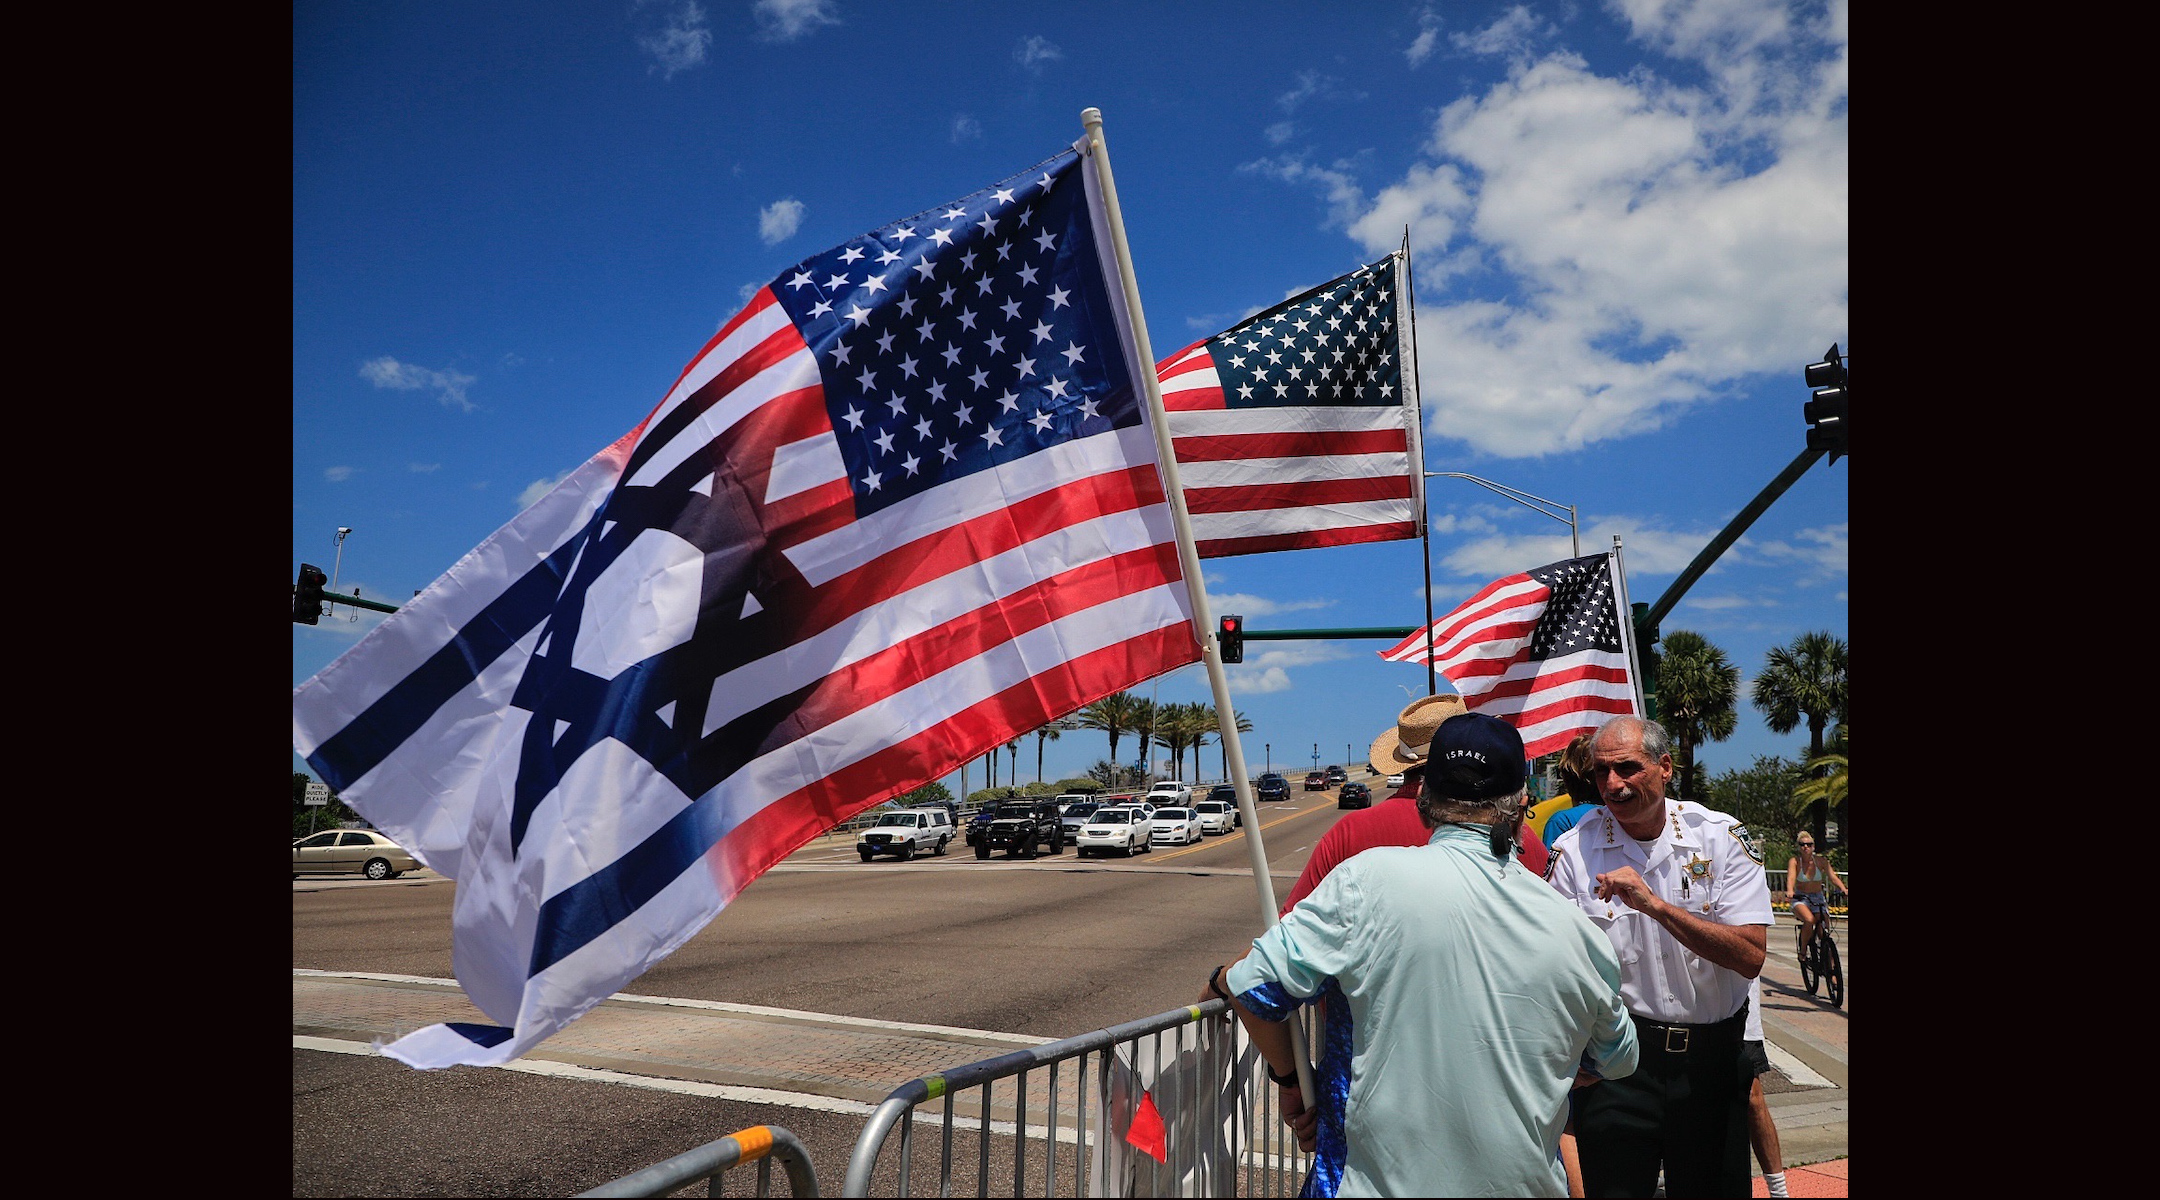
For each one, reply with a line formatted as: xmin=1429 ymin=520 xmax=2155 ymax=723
xmin=1166 ymin=702 xmax=1211 ymax=781
xmin=1657 ymin=630 xmax=1739 ymax=802
xmin=1004 ymin=737 xmax=1021 ymax=787
xmin=1753 ymin=631 xmax=1848 ymax=842
xmin=1791 ymin=752 xmax=1847 ymax=827
xmin=1077 ymin=692 xmax=1145 ymax=769
xmin=1217 ymin=708 xmax=1254 ymax=779
xmin=1033 ymin=718 xmax=1071 ymax=783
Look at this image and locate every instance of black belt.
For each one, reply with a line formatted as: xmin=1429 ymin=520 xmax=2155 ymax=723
xmin=1630 ymin=1003 xmax=1747 ymax=1054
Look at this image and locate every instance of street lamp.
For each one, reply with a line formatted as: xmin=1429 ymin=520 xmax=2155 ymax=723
xmin=331 ymin=527 xmax=354 ymax=592
xmin=1430 ymin=473 xmax=1579 ymax=558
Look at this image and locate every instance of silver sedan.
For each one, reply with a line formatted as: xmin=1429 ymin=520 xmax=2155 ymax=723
xmin=1147 ymin=807 xmax=1204 ymax=847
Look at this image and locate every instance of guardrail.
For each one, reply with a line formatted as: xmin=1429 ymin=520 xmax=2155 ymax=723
xmin=841 ymin=998 xmax=1310 ymax=1197
xmin=578 ymin=1124 xmax=817 ymax=1197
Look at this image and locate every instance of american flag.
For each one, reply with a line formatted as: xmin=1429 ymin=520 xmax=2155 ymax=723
xmin=1378 ymin=552 xmax=1639 ymax=759
xmin=291 ymin=142 xmax=1201 ymax=1069
xmin=1154 ymin=253 xmax=1422 ymax=558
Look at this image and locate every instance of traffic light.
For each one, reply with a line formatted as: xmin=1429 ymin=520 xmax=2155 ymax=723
xmin=293 ymin=563 xmax=327 ymax=625
xmin=1218 ymin=614 xmax=1244 ymax=664
xmin=1803 ymin=343 xmax=1847 ymax=462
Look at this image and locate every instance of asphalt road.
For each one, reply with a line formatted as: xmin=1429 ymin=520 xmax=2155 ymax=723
xmin=293 ymin=778 xmax=1848 ymax=1196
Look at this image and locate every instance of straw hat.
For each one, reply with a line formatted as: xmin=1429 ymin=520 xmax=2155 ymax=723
xmin=1367 ymin=693 xmax=1468 ymax=777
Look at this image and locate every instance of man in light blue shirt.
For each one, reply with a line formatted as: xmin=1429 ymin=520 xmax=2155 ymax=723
xmin=1203 ymin=714 xmax=1638 ymax=1197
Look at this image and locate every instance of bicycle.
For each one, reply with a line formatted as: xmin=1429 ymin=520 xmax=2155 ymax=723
xmin=1793 ymin=893 xmax=1843 ymax=1009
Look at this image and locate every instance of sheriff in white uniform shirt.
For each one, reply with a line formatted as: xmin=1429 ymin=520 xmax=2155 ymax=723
xmin=1544 ymin=716 xmax=1771 ymax=1198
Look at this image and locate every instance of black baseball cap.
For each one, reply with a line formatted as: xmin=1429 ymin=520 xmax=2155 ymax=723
xmin=1428 ymin=713 xmax=1527 ymax=802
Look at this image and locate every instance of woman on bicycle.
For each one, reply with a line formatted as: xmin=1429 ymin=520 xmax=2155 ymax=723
xmin=1786 ymin=833 xmax=1847 ymax=955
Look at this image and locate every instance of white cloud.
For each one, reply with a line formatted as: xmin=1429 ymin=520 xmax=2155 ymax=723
xmin=1265 ymin=121 xmax=1294 ymax=145
xmin=1014 ymin=35 xmax=1062 ymax=71
xmin=753 ymin=0 xmax=839 ymax=43
xmin=1680 ymin=593 xmax=1765 ymax=611
xmin=1450 ymin=4 xmax=1557 ymax=62
xmin=1239 ymin=154 xmax=1367 ymax=230
xmin=1746 ymin=521 xmax=1846 ymax=580
xmin=518 ymin=471 xmax=574 ymax=509
xmin=360 ymin=356 xmax=477 ymax=412
xmin=733 ymin=281 xmax=763 ymax=311
xmin=324 ymin=466 xmax=356 ymax=482
xmin=637 ymin=1 xmax=712 ymax=78
xmin=1227 ymin=666 xmax=1294 ymax=694
xmin=951 ymin=114 xmax=983 ymax=143
xmin=1406 ymin=6 xmax=1442 ymax=67
xmin=408 ymin=462 xmax=442 ymax=473
xmin=1225 ymin=642 xmax=1355 ymax=695
xmin=1203 ymin=591 xmax=1336 ymax=618
xmin=1276 ymin=70 xmax=1337 ymax=113
xmin=758 ymin=197 xmax=804 ymax=245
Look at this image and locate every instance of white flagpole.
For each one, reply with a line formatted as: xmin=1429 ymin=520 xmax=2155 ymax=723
xmin=1609 ymin=535 xmax=1648 ymax=717
xmin=1398 ymin=230 xmax=1437 ymax=694
xmin=1081 ymin=107 xmax=1317 ymax=1103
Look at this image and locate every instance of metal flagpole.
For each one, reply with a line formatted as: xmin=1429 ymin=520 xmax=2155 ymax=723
xmin=1609 ymin=535 xmax=1648 ymax=717
xmin=1081 ymin=107 xmax=1317 ymax=1104
xmin=1399 ymin=231 xmax=1436 ymax=694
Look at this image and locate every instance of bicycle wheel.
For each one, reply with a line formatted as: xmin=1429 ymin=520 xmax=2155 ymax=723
xmin=1822 ymin=933 xmax=1843 ymax=1008
xmin=1798 ymin=922 xmax=1818 ymax=995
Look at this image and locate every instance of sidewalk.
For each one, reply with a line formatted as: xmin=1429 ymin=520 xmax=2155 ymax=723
xmin=1754 ymin=1158 xmax=1848 ymax=1196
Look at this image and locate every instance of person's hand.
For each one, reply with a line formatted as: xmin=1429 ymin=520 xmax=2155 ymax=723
xmin=1278 ymin=1082 xmax=1318 ymax=1153
xmin=1593 ymin=865 xmax=1659 ymax=915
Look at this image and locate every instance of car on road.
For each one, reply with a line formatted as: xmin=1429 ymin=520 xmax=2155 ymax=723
xmin=1337 ymin=781 xmax=1373 ymax=810
xmin=976 ymin=799 xmax=1063 ymax=859
xmin=293 ymin=829 xmax=420 ymax=880
xmin=856 ymin=807 xmax=953 ymax=861
xmin=1148 ymin=806 xmax=1204 ymax=847
xmin=1326 ymin=766 xmax=1348 ymax=785
xmin=1385 ymin=771 xmax=1406 ymax=788
xmin=1058 ymin=800 xmax=1104 ymax=843
xmin=1053 ymin=793 xmax=1095 ymax=815
xmin=1193 ymin=800 xmax=1236 ymax=835
xmin=1076 ymin=806 xmax=1151 ymax=857
xmin=1256 ymin=773 xmax=1291 ymax=802
xmin=1205 ymin=784 xmax=1243 ymax=827
xmin=1304 ymin=771 xmax=1328 ymax=791
xmin=1146 ymin=780 xmax=1192 ymax=807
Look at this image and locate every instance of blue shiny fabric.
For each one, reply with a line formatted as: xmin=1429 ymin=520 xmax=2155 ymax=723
xmin=1236 ymin=978 xmax=1353 ymax=1198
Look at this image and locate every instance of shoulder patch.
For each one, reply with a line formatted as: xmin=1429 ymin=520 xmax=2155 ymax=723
xmin=1729 ymin=823 xmax=1764 ymax=864
xmin=1543 ymin=846 xmax=1563 ymax=882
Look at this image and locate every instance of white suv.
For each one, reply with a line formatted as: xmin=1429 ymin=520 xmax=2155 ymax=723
xmin=857 ymin=807 xmax=954 ymax=861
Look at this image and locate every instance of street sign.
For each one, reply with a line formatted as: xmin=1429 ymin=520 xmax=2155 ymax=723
xmin=304 ymin=782 xmax=330 ymax=807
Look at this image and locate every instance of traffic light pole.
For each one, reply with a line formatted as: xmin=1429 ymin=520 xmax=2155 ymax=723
xmin=1635 ymin=445 xmax=1825 ymax=637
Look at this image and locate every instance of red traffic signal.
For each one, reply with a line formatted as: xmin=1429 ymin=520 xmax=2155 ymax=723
xmin=293 ymin=563 xmax=328 ymax=625
xmin=1218 ymin=614 xmax=1244 ymax=663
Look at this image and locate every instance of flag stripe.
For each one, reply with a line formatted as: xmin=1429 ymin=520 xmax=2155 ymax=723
xmin=1193 ymin=522 xmax=1421 ymax=559
xmin=1169 ymin=429 xmax=1409 ymax=463
xmin=1183 ymin=473 xmax=1414 ymax=515
xmin=1189 ymin=499 xmax=1418 ymax=541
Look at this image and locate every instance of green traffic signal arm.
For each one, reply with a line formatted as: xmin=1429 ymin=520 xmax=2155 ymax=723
xmin=1635 ymin=446 xmax=1827 ymax=635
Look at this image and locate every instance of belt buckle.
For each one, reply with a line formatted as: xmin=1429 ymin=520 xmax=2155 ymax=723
xmin=1664 ymin=1026 xmax=1689 ymax=1053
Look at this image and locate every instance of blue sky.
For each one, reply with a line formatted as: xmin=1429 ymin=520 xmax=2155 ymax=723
xmin=294 ymin=0 xmax=1847 ymax=794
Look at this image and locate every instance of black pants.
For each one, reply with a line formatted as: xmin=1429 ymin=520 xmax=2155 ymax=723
xmin=1574 ymin=1008 xmax=1751 ymax=1198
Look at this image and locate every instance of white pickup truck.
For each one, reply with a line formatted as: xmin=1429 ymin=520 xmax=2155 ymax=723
xmin=857 ymin=807 xmax=954 ymax=861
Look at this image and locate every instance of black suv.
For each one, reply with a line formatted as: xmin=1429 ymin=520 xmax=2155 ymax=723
xmin=1256 ymin=773 xmax=1291 ymax=802
xmin=975 ymin=800 xmax=1063 ymax=859
xmin=1337 ymin=781 xmax=1373 ymax=810
xmin=1206 ymin=784 xmax=1243 ymax=827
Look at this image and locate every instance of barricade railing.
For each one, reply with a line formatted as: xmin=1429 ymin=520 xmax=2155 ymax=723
xmin=841 ymin=997 xmax=1312 ymax=1197
xmin=578 ymin=1124 xmax=818 ymax=1197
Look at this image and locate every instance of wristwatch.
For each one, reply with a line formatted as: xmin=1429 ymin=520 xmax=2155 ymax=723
xmin=1205 ymin=965 xmax=1231 ymax=1002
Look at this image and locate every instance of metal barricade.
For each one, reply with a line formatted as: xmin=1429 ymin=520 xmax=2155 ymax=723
xmin=579 ymin=1124 xmax=819 ymax=1197
xmin=841 ymin=998 xmax=1312 ymax=1197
